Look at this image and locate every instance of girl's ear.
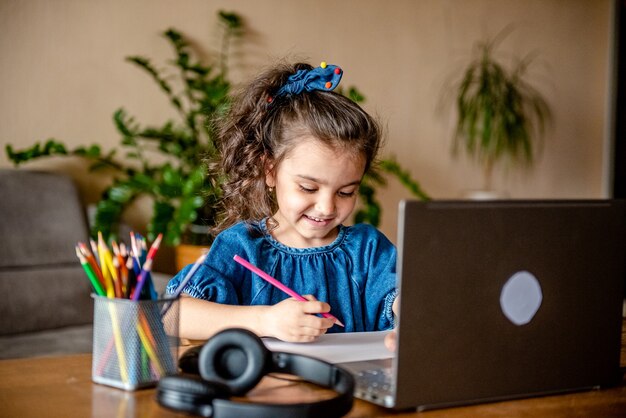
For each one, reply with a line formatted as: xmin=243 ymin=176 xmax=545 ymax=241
xmin=265 ymin=168 xmax=276 ymax=188
xmin=263 ymin=156 xmax=276 ymax=187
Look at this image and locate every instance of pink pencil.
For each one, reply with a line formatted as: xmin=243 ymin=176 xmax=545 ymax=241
xmin=233 ymin=254 xmax=344 ymax=327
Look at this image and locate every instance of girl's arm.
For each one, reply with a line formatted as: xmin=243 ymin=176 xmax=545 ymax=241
xmin=178 ymin=294 xmax=336 ymax=342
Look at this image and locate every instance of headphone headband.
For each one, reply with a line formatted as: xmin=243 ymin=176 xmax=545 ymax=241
xmin=212 ymin=352 xmax=354 ymax=417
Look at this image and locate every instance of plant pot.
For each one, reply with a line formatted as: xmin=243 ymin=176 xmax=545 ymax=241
xmin=174 ymin=223 xmax=213 ymax=271
xmin=175 ymin=244 xmax=210 ymax=272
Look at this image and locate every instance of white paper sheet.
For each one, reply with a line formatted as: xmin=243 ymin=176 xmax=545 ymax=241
xmin=262 ymin=330 xmax=395 ymax=364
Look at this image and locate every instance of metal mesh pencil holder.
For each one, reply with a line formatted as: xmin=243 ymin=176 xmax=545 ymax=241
xmin=91 ymin=295 xmax=180 ymax=390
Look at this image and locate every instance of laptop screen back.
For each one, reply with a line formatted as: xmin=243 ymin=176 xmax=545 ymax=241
xmin=394 ymin=200 xmax=625 ymax=410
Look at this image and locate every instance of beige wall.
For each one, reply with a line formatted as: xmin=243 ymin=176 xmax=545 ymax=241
xmin=0 ymin=0 xmax=614 ymax=241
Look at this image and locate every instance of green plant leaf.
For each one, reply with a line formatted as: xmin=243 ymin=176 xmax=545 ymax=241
xmin=450 ymin=32 xmax=552 ymax=187
xmin=219 ymin=11 xmax=243 ymax=30
xmin=6 ymin=140 xmax=68 ymax=165
xmin=108 ymin=183 xmax=135 ymax=203
xmin=93 ymin=197 xmax=124 ymax=242
xmin=149 ymin=200 xmax=176 ymax=243
xmin=379 ymin=158 xmax=430 ymax=201
xmin=183 ymin=166 xmax=206 ymax=195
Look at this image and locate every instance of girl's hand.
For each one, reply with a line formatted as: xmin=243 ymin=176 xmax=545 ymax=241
xmin=384 ymin=330 xmax=397 ymax=352
xmin=263 ymin=295 xmax=335 ymax=342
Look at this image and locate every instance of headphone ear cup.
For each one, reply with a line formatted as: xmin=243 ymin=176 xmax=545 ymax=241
xmin=199 ymin=328 xmax=271 ymax=396
xmin=156 ymin=375 xmax=231 ymax=417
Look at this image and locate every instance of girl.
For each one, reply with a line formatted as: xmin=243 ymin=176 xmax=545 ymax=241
xmin=166 ymin=61 xmax=398 ymax=343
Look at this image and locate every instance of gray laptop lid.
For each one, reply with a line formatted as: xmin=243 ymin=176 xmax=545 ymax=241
xmin=394 ymin=200 xmax=625 ymax=410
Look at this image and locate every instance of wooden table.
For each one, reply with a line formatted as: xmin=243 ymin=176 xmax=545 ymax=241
xmin=1 ymin=321 xmax=625 ymax=418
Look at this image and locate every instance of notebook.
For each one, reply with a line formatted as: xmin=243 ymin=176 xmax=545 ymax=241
xmin=338 ymin=199 xmax=626 ymax=411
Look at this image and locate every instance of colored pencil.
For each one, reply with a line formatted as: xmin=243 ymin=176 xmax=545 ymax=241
xmin=78 ymin=242 xmax=107 ymax=291
xmin=131 ymin=234 xmax=162 ymax=301
xmin=90 ymin=239 xmax=100 ymax=265
xmin=76 ymin=247 xmax=106 ymax=296
xmin=97 ymin=233 xmax=116 ymax=298
xmin=161 ymin=251 xmax=207 ymax=315
xmin=112 ymin=241 xmax=128 ymax=294
xmin=99 ymin=234 xmax=122 ymax=298
xmin=233 ymin=254 xmax=344 ymax=327
xmin=124 ymin=256 xmax=136 ymax=299
xmin=107 ymin=301 xmax=129 ymax=384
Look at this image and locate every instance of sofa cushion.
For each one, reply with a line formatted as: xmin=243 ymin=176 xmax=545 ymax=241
xmin=0 ymin=170 xmax=92 ymax=335
xmin=0 ymin=266 xmax=93 ymax=335
xmin=0 ymin=169 xmax=89 ymax=267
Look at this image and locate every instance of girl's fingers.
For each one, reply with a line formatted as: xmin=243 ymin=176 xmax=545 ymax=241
xmin=288 ymin=324 xmax=330 ymax=342
xmin=299 ymin=295 xmax=331 ymax=314
xmin=384 ymin=330 xmax=397 ymax=352
xmin=274 ymin=297 xmax=334 ymax=342
xmin=293 ymin=307 xmax=335 ymax=330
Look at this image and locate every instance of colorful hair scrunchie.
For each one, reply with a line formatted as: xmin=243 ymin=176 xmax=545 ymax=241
xmin=269 ymin=61 xmax=343 ymax=102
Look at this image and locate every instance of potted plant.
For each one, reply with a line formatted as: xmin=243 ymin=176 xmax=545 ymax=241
xmin=6 ymin=11 xmax=429 ymax=270
xmin=448 ymin=31 xmax=552 ymax=197
xmin=6 ymin=11 xmax=243 ymax=269
xmin=356 ymin=156 xmax=429 ymax=226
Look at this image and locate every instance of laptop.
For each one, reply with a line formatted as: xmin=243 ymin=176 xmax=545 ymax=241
xmin=339 ymin=199 xmax=625 ymax=411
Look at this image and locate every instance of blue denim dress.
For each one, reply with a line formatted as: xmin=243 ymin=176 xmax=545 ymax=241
xmin=166 ymin=220 xmax=398 ymax=333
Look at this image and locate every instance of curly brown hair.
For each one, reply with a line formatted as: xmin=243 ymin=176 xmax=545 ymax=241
xmin=212 ymin=61 xmax=381 ymax=235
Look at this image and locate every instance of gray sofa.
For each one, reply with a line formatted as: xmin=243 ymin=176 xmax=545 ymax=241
xmin=0 ymin=170 xmax=169 ymax=359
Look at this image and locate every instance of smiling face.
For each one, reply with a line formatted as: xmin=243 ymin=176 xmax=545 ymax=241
xmin=265 ymin=137 xmax=366 ymax=248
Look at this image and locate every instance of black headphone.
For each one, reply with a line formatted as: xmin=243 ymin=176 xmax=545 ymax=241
xmin=156 ymin=328 xmax=355 ymax=418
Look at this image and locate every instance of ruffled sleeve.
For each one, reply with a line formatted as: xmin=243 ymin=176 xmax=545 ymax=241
xmin=165 ymin=223 xmax=256 ymax=304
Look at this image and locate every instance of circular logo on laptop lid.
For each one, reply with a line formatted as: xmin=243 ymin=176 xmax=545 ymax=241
xmin=500 ymin=271 xmax=543 ymax=326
